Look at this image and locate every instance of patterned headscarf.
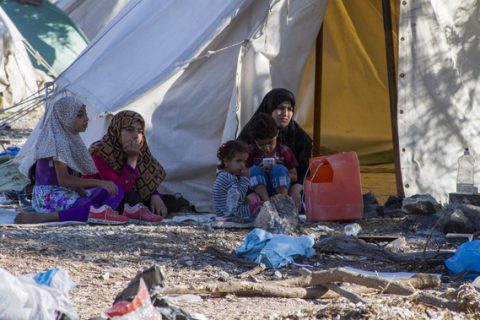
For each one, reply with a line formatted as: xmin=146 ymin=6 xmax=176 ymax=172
xmin=89 ymin=111 xmax=166 ymax=200
xmin=35 ymin=96 xmax=97 ymax=174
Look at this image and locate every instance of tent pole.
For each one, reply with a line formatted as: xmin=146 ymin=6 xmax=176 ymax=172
xmin=313 ymin=24 xmax=323 ymax=157
xmin=382 ymin=0 xmax=404 ymax=197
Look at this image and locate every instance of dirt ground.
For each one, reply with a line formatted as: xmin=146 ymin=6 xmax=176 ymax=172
xmin=0 ymin=218 xmax=474 ymax=319
xmin=0 ymin=110 xmax=476 ymax=319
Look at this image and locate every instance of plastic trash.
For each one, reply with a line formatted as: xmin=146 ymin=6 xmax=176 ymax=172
xmin=445 ymin=240 xmax=480 ymax=279
xmin=0 ymin=267 xmax=78 ymax=320
xmin=386 ymin=236 xmax=407 ymax=253
xmin=0 ymin=146 xmax=20 ymax=157
xmin=344 ymin=223 xmax=362 ymax=237
xmin=225 ymin=184 xmax=240 ymax=215
xmin=106 ymin=278 xmax=162 ymax=319
xmin=473 ymin=275 xmax=480 ymax=290
xmin=236 ymin=228 xmax=315 ymax=269
xmin=457 ymin=147 xmax=475 ymax=194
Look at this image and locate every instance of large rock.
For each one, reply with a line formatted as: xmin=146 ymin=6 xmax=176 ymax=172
xmin=383 ymin=195 xmax=406 ymax=217
xmin=441 ymin=209 xmax=475 ymax=234
xmin=402 ymin=194 xmax=440 ymax=215
xmin=254 ymin=194 xmax=299 ymax=234
xmin=440 ymin=204 xmax=480 ymax=234
xmin=363 ymin=192 xmax=380 ymax=219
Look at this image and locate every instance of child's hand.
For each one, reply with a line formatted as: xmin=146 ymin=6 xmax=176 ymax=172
xmin=98 ymin=180 xmax=118 ymax=196
xmin=259 ymin=163 xmax=272 ymax=173
xmin=76 ymin=188 xmax=87 ymax=197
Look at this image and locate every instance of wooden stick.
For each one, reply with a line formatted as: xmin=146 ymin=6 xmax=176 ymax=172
xmin=239 ymin=264 xmax=266 ymax=279
xmin=161 ymin=281 xmax=327 ymax=299
xmin=412 ymin=292 xmax=460 ymax=312
xmin=322 ymin=283 xmax=365 ymax=304
xmin=316 ymin=236 xmax=454 ymax=265
xmin=310 ymin=267 xmax=414 ymax=295
xmin=206 ymin=246 xmax=257 ymax=268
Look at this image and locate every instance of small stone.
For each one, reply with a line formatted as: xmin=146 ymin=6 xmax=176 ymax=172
xmin=273 ymin=271 xmax=283 ymax=279
xmin=101 ymin=272 xmax=110 ymax=280
xmin=184 ymin=260 xmax=194 ymax=267
xmin=217 ymin=271 xmax=230 ymax=281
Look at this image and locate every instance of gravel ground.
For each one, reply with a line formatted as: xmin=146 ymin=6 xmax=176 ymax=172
xmin=0 ymin=110 xmax=477 ymax=319
xmin=0 ymin=220 xmax=475 ymax=319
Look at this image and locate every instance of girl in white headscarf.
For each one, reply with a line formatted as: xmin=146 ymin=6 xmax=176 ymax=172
xmin=15 ymin=96 xmax=128 ymax=224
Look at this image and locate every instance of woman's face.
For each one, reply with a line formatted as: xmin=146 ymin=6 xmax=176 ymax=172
xmin=73 ymin=105 xmax=89 ymax=133
xmin=270 ymin=100 xmax=293 ymax=129
xmin=120 ymin=121 xmax=144 ymax=147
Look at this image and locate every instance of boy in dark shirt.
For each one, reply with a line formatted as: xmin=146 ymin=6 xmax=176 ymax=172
xmin=246 ymin=114 xmax=298 ymax=201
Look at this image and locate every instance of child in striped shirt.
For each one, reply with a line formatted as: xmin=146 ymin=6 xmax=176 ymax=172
xmin=212 ymin=140 xmax=261 ymax=221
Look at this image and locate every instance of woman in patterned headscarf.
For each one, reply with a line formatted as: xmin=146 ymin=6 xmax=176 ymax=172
xmin=238 ymin=88 xmax=313 ymax=208
xmin=15 ymin=96 xmax=127 ymax=224
xmin=86 ymin=111 xmax=168 ymax=220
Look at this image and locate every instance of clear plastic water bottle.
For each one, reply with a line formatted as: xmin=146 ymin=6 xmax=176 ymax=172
xmin=344 ymin=223 xmax=362 ymax=237
xmin=457 ymin=147 xmax=475 ymax=194
xmin=224 ymin=184 xmax=240 ymax=216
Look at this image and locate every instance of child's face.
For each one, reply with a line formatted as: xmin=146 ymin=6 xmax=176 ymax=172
xmin=224 ymin=152 xmax=248 ymax=176
xmin=271 ymin=101 xmax=293 ymax=129
xmin=73 ymin=105 xmax=89 ymax=132
xmin=254 ymin=136 xmax=277 ymax=157
xmin=120 ymin=121 xmax=144 ymax=148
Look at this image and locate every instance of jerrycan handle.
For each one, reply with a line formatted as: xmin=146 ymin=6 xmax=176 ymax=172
xmin=309 ymin=158 xmax=334 ymax=183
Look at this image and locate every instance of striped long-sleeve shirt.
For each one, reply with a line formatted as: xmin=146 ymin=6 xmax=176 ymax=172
xmin=212 ymin=171 xmax=250 ymax=218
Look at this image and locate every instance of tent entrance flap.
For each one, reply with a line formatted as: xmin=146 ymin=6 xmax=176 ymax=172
xmin=295 ymin=0 xmax=401 ymax=200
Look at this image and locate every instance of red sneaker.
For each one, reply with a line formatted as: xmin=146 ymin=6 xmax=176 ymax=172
xmin=124 ymin=204 xmax=163 ymax=223
xmin=88 ymin=205 xmax=129 ymax=225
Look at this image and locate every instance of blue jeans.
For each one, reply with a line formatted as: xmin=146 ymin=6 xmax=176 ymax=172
xmin=249 ymin=165 xmax=290 ymax=196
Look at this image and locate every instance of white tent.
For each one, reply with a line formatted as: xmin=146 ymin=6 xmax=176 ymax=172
xmin=53 ymin=0 xmax=130 ymax=40
xmin=20 ymin=0 xmax=326 ymax=207
xmin=18 ymin=0 xmax=480 ymax=205
xmin=398 ymin=0 xmax=480 ymax=200
xmin=0 ymin=8 xmax=40 ymax=109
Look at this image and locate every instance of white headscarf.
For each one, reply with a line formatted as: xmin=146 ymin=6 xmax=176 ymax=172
xmin=34 ymin=96 xmax=98 ymax=174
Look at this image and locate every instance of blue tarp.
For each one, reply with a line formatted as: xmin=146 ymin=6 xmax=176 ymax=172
xmin=236 ymin=228 xmax=315 ymax=269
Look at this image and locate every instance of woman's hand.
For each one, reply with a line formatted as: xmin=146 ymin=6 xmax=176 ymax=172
xmin=150 ymin=194 xmax=168 ymax=217
xmin=97 ymin=180 xmax=118 ymax=196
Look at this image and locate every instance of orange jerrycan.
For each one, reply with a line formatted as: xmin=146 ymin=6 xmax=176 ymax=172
xmin=304 ymin=152 xmax=363 ymax=221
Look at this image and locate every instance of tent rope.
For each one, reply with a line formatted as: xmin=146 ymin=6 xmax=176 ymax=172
xmin=22 ymin=39 xmax=57 ymax=77
xmin=176 ymin=39 xmax=250 ymax=67
xmin=0 ymin=82 xmax=57 ymax=128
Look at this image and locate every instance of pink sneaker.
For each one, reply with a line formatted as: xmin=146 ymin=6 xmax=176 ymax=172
xmin=124 ymin=204 xmax=163 ymax=223
xmin=88 ymin=205 xmax=129 ymax=225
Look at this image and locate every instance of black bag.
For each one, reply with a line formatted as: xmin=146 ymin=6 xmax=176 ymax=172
xmin=162 ymin=193 xmax=192 ymax=213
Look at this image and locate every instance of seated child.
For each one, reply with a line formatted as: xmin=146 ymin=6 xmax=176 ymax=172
xmin=212 ymin=140 xmax=261 ymax=222
xmin=14 ymin=96 xmax=128 ymax=224
xmin=247 ymin=113 xmax=298 ymax=201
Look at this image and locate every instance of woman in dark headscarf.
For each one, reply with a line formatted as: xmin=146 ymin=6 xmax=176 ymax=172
xmin=238 ymin=88 xmax=313 ymax=207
